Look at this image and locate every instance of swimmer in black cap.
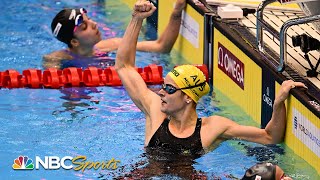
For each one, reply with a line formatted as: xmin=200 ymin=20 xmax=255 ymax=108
xmin=43 ymin=0 xmax=186 ymax=68
xmin=241 ymin=162 xmax=292 ymax=180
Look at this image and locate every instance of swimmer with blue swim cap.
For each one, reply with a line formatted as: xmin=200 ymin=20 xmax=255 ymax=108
xmin=43 ymin=0 xmax=187 ymax=69
xmin=115 ymin=0 xmax=307 ymax=157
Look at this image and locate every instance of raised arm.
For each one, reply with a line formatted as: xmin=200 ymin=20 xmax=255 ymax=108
xmin=136 ymin=0 xmax=186 ymax=53
xmin=217 ymin=80 xmax=307 ymax=144
xmin=264 ymin=80 xmax=307 ymax=143
xmin=115 ymin=1 xmax=160 ymax=116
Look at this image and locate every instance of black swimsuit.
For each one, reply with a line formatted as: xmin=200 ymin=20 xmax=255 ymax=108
xmin=147 ymin=118 xmax=204 ymax=156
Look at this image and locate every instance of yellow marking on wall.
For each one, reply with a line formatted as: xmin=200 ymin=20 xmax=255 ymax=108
xmin=280 ymin=79 xmax=320 ymax=173
xmin=158 ymin=0 xmax=204 ymax=64
xmin=213 ymin=28 xmax=262 ymax=123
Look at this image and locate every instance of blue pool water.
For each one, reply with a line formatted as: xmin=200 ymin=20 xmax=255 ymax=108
xmin=0 ymin=0 xmax=318 ymax=179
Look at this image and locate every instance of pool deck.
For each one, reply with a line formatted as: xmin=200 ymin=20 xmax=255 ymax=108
xmin=208 ymin=0 xmax=320 ymax=89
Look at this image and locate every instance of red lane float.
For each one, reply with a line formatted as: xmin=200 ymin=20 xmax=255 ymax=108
xmin=63 ymin=67 xmax=82 ymax=87
xmin=43 ymin=68 xmax=64 ymax=89
xmin=0 ymin=64 xmax=209 ymax=89
xmin=83 ymin=67 xmax=105 ymax=87
xmin=144 ymin=64 xmax=163 ymax=85
xmin=3 ymin=70 xmax=23 ymax=88
xmin=0 ymin=72 xmax=4 ymax=87
xmin=194 ymin=64 xmax=209 ymax=83
xmin=0 ymin=64 xmax=163 ymax=89
xmin=105 ymin=66 xmax=122 ymax=86
xmin=23 ymin=69 xmax=42 ymax=88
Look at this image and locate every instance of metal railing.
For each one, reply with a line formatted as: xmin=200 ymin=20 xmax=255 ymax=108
xmin=256 ymin=0 xmax=278 ymax=52
xmin=279 ymin=14 xmax=320 ymax=72
xmin=256 ymin=0 xmax=320 ymax=72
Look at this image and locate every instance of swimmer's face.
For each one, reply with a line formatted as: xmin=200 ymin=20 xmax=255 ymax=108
xmin=275 ymin=165 xmax=292 ymax=180
xmin=158 ymin=75 xmax=189 ymax=114
xmin=73 ymin=13 xmax=102 ymax=46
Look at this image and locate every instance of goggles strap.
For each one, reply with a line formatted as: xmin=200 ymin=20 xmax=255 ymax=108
xmin=53 ymin=23 xmax=62 ymax=37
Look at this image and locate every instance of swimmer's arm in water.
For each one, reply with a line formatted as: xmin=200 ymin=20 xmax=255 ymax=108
xmin=135 ymin=0 xmax=186 ymax=53
xmin=95 ymin=38 xmax=122 ymax=52
xmin=210 ymin=80 xmax=307 ymax=145
xmin=42 ymin=50 xmax=73 ymax=69
xmin=115 ymin=1 xmax=162 ymax=118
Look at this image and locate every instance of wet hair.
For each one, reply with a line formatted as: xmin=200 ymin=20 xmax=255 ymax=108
xmin=51 ymin=8 xmax=85 ymax=48
xmin=241 ymin=162 xmax=276 ymax=180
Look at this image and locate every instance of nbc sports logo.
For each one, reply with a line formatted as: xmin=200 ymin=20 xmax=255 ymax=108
xmin=12 ymin=156 xmax=34 ymax=170
xmin=12 ymin=155 xmax=120 ymax=171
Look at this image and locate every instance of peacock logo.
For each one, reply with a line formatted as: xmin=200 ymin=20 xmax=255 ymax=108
xmin=12 ymin=156 xmax=34 ymax=170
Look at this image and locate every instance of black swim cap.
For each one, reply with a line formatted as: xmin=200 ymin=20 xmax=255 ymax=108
xmin=241 ymin=162 xmax=276 ymax=180
xmin=51 ymin=8 xmax=86 ymax=47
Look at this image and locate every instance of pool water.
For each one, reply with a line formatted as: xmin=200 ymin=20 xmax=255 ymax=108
xmin=0 ymin=0 xmax=318 ymax=179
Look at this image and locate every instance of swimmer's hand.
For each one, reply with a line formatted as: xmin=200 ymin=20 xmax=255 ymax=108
xmin=174 ymin=0 xmax=187 ymax=12
xmin=275 ymin=80 xmax=307 ymax=104
xmin=132 ymin=0 xmax=157 ymax=20
xmin=171 ymin=0 xmax=186 ymax=19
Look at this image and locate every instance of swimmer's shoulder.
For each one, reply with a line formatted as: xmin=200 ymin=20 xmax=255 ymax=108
xmin=201 ymin=115 xmax=233 ymax=132
xmin=43 ymin=49 xmax=73 ymax=62
xmin=201 ymin=116 xmax=230 ymax=148
xmin=43 ymin=49 xmax=73 ymax=69
xmin=201 ymin=115 xmax=225 ymax=124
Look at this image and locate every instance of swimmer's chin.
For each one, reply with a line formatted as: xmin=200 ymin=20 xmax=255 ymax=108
xmin=96 ymin=30 xmax=102 ymax=40
xmin=160 ymin=106 xmax=167 ymax=114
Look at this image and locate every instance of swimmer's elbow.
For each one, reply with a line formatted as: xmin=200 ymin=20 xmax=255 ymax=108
xmin=144 ymin=39 xmax=172 ymax=53
xmin=264 ymin=131 xmax=284 ymax=144
xmin=271 ymin=137 xmax=284 ymax=144
xmin=114 ymin=62 xmax=124 ymax=71
xmin=115 ymin=56 xmax=128 ymax=70
xmin=159 ymin=48 xmax=172 ymax=54
xmin=157 ymin=42 xmax=173 ymax=54
xmin=114 ymin=61 xmax=133 ymax=72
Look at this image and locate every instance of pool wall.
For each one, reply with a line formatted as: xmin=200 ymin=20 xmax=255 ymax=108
xmin=212 ymin=22 xmax=320 ymax=173
xmin=120 ymin=0 xmax=319 ymax=174
xmin=157 ymin=0 xmax=206 ymax=65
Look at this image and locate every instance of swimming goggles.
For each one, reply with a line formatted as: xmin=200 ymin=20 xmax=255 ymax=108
xmin=162 ymin=82 xmax=206 ymax=94
xmin=73 ymin=8 xmax=87 ymax=33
